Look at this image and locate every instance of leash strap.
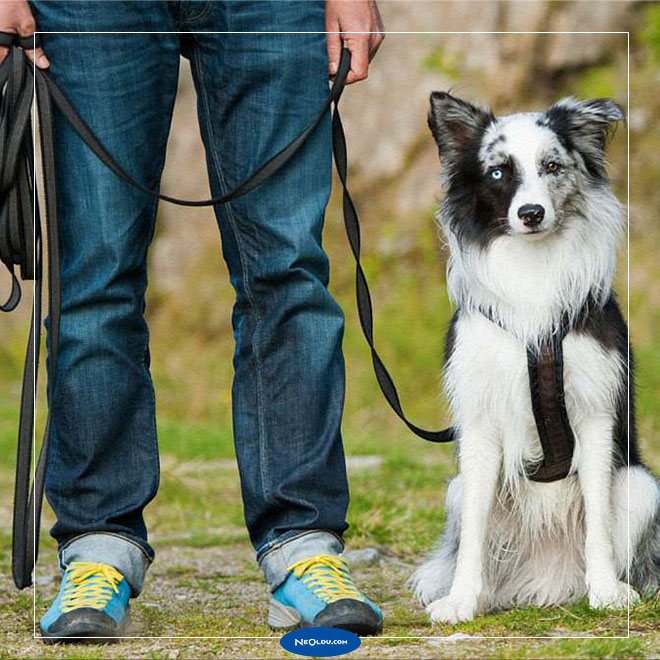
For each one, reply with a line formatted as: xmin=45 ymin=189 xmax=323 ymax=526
xmin=1 ymin=43 xmax=453 ymax=588
xmin=0 ymin=33 xmax=42 ymax=49
xmin=0 ymin=46 xmax=42 ymax=589
xmin=330 ymin=105 xmax=454 ymax=444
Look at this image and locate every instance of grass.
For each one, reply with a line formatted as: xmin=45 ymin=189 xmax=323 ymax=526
xmin=0 ymin=378 xmax=658 ymax=658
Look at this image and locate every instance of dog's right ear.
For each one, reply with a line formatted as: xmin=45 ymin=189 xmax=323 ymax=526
xmin=428 ymin=92 xmax=493 ymax=160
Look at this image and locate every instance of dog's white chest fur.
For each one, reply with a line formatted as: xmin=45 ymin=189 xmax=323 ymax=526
xmin=446 ymin=312 xmax=622 ymax=485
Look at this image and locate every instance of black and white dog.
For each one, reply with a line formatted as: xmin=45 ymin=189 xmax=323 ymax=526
xmin=410 ymin=93 xmax=660 ymax=623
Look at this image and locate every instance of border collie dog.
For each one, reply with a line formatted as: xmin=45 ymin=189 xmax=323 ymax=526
xmin=410 ymin=93 xmax=660 ymax=623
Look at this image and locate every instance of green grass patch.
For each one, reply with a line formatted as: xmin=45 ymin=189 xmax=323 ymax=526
xmin=640 ymin=3 xmax=660 ymax=62
xmin=574 ymin=64 xmax=617 ymax=100
xmin=157 ymin=416 xmax=235 ymax=461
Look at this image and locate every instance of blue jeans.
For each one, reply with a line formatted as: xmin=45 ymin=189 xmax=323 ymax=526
xmin=30 ymin=0 xmax=349 ymax=594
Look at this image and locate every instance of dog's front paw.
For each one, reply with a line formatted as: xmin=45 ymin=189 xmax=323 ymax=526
xmin=589 ymin=581 xmax=640 ymax=609
xmin=426 ymin=594 xmax=479 ymax=624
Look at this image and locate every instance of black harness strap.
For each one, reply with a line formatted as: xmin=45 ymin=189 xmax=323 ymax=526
xmin=526 ymin=332 xmax=575 ymax=482
xmin=480 ymin=309 xmax=576 ymax=482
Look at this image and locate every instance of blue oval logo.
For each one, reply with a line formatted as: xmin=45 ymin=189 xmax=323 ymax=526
xmin=280 ymin=626 xmax=361 ymax=657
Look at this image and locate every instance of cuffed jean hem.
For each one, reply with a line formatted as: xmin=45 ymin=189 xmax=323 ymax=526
xmin=257 ymin=530 xmax=344 ymax=592
xmin=58 ymin=532 xmax=153 ymax=597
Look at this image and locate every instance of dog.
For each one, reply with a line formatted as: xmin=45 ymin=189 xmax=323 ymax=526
xmin=409 ymin=92 xmax=660 ymax=624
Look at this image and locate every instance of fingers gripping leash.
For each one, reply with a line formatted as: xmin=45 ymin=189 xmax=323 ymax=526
xmin=0 ymin=33 xmax=42 ymax=50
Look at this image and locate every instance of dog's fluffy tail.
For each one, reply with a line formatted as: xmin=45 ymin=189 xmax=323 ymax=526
xmin=630 ymin=502 xmax=660 ymax=597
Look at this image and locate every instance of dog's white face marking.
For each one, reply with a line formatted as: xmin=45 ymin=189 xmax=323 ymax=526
xmin=429 ymin=93 xmax=624 ymax=252
xmin=480 ymin=114 xmax=577 ymax=237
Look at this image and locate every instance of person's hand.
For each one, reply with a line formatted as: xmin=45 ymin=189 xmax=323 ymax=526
xmin=0 ymin=0 xmax=49 ymax=68
xmin=326 ymin=0 xmax=384 ymax=84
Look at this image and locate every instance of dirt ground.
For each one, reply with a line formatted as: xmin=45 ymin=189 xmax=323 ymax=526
xmin=1 ymin=539 xmax=658 ymax=660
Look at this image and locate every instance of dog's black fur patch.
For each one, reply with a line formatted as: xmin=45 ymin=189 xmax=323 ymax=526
xmin=574 ymin=294 xmax=640 ymax=468
xmin=543 ymin=98 xmax=624 ymax=181
xmin=428 ymin=92 xmax=516 ymax=249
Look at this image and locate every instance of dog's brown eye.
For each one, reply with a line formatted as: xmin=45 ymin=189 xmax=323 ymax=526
xmin=546 ymin=161 xmax=560 ymax=173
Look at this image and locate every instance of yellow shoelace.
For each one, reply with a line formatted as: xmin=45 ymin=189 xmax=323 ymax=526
xmin=61 ymin=562 xmax=124 ymax=613
xmin=287 ymin=554 xmax=364 ymax=604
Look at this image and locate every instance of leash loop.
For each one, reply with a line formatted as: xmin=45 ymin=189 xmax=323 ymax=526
xmin=331 ymin=107 xmax=454 ymax=444
xmin=0 ymin=32 xmax=43 ymax=50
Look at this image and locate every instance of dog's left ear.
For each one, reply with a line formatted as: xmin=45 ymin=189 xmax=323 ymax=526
xmin=428 ymin=92 xmax=493 ymax=162
xmin=545 ymin=98 xmax=625 ymax=177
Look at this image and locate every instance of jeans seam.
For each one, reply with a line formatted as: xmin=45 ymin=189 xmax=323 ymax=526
xmin=140 ymin=106 xmax=176 ymax=509
xmin=143 ymin=308 xmax=159 ymax=501
xmin=191 ymin=47 xmax=271 ymax=498
xmin=181 ymin=0 xmax=212 ymax=25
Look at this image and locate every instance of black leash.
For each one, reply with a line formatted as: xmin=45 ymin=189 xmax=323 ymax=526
xmin=1 ymin=39 xmax=455 ymax=589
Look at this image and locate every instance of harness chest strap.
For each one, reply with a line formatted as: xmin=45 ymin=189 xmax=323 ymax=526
xmin=525 ymin=330 xmax=576 ymax=482
xmin=473 ymin=308 xmax=576 ymax=482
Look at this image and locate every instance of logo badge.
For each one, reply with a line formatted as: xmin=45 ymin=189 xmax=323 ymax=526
xmin=280 ymin=626 xmax=361 ymax=657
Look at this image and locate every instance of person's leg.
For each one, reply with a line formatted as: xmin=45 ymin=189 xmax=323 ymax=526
xmin=183 ymin=2 xmax=350 ymax=587
xmin=29 ymin=1 xmax=180 ymax=596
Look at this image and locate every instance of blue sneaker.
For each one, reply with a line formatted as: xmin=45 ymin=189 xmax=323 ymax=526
xmin=40 ymin=562 xmax=131 ymax=644
xmin=269 ymin=554 xmax=383 ymax=636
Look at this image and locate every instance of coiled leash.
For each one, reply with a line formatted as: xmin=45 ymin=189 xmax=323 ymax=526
xmin=1 ymin=40 xmax=458 ymax=589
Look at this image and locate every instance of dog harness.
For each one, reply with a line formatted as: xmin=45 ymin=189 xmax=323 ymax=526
xmin=1 ymin=37 xmax=573 ymax=589
xmin=524 ymin=330 xmax=576 ymax=482
xmin=481 ymin=311 xmax=576 ymax=483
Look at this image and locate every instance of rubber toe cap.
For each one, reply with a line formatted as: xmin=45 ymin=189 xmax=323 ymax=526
xmin=311 ymin=599 xmax=382 ymax=636
xmin=41 ymin=607 xmax=126 ymax=644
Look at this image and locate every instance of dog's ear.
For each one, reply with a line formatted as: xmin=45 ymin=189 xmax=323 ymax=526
xmin=428 ymin=92 xmax=493 ymax=160
xmin=545 ymin=97 xmax=625 ymax=178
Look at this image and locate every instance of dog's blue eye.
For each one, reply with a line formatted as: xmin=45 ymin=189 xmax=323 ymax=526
xmin=490 ymin=168 xmax=503 ymax=180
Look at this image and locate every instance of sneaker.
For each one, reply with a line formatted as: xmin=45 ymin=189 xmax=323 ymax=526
xmin=268 ymin=554 xmax=383 ymax=636
xmin=40 ymin=562 xmax=131 ymax=644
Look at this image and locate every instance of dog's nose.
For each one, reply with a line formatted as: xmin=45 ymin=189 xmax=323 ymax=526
xmin=517 ymin=204 xmax=545 ymax=227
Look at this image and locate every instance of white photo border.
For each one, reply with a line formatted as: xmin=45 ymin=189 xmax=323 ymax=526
xmin=29 ymin=29 xmax=631 ymax=643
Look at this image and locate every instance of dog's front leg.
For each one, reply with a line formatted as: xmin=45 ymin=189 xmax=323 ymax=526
xmin=427 ymin=424 xmax=501 ymax=624
xmin=578 ymin=415 xmax=640 ymax=609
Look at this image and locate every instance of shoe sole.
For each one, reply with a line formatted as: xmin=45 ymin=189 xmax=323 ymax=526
xmin=268 ymin=598 xmax=382 ymax=637
xmin=40 ymin=608 xmax=130 ymax=645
